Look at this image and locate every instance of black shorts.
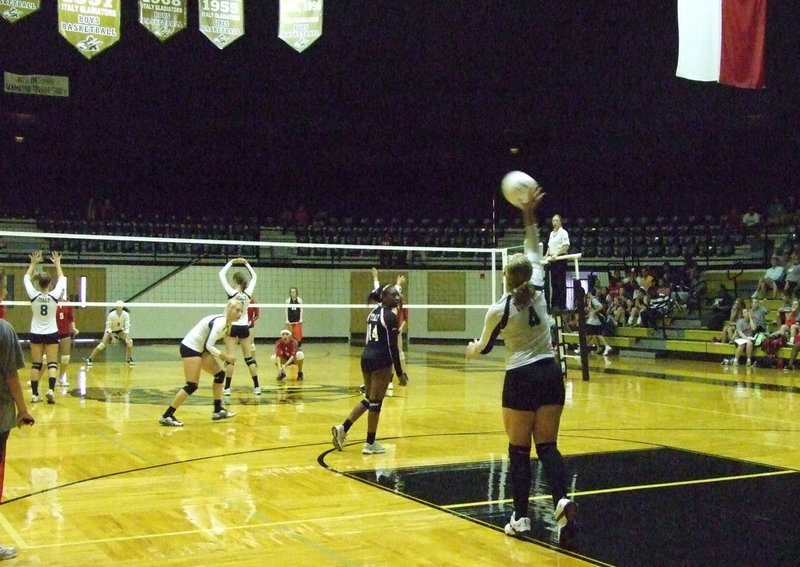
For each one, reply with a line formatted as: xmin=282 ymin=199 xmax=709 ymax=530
xmin=586 ymin=324 xmax=603 ymax=335
xmin=230 ymin=325 xmax=250 ymax=339
xmin=502 ymin=357 xmax=565 ymax=411
xmin=180 ymin=343 xmax=203 ymax=358
xmin=361 ymin=349 xmax=392 ymax=374
xmin=30 ymin=332 xmax=60 ymax=345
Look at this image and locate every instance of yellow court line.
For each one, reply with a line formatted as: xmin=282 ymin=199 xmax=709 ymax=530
xmin=443 ymin=469 xmax=798 ymax=510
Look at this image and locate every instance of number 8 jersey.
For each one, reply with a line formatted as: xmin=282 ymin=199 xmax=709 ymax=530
xmin=24 ymin=274 xmax=67 ymax=335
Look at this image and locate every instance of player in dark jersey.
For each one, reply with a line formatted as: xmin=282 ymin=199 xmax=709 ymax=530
xmin=332 ymin=284 xmax=409 ymax=454
xmin=285 ymin=287 xmax=303 ymax=347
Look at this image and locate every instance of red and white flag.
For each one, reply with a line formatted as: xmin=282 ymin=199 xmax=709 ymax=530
xmin=676 ymin=0 xmax=766 ymax=89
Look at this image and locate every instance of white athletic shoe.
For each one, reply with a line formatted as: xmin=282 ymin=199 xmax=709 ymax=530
xmin=504 ymin=513 xmax=532 ymax=537
xmin=253 ymin=386 xmax=262 ymax=395
xmin=159 ymin=416 xmax=183 ymax=427
xmin=332 ymin=425 xmax=346 ymax=451
xmin=0 ymin=545 xmax=17 ymax=560
xmin=603 ymin=345 xmax=613 ymax=356
xmin=46 ymin=390 xmax=55 ymax=404
xmin=554 ymin=498 xmax=578 ymax=528
xmin=222 ymin=388 xmax=232 ymax=397
xmin=85 ymin=358 xmax=93 ymax=367
xmin=212 ymin=409 xmax=236 ymax=421
xmin=361 ymin=441 xmax=386 ymax=455
xmin=59 ymin=378 xmax=69 ymax=387
xmin=31 ymin=395 xmax=43 ymax=403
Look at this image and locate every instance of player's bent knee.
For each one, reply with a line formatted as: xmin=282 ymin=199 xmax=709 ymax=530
xmin=360 ymin=398 xmax=370 ymax=410
xmin=47 ymin=362 xmax=58 ymax=371
xmin=270 ymin=354 xmax=277 ymax=365
xmin=295 ymin=351 xmax=304 ymax=361
xmin=244 ymin=357 xmax=256 ymax=368
xmin=31 ymin=362 xmax=42 ymax=371
xmin=368 ymin=399 xmax=383 ymax=413
xmin=182 ymin=382 xmax=199 ymax=395
xmin=213 ymin=371 xmax=225 ymax=384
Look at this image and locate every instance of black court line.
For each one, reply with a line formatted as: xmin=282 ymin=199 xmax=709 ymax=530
xmin=325 ymin=447 xmax=800 ymax=567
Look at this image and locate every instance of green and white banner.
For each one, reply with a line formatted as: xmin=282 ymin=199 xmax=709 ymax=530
xmin=0 ymin=0 xmax=40 ymax=23
xmin=279 ymin=0 xmax=323 ymax=53
xmin=139 ymin=0 xmax=187 ymax=42
xmin=199 ymin=0 xmax=244 ymax=50
xmin=4 ymin=72 xmax=69 ymax=97
xmin=57 ymin=0 xmax=121 ymax=60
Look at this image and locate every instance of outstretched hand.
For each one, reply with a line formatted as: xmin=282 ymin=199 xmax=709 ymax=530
xmin=29 ymin=250 xmax=43 ymax=264
xmin=465 ymin=340 xmax=481 ymax=359
xmin=519 ymin=185 xmax=545 ymax=212
xmin=50 ymin=251 xmax=62 ymax=265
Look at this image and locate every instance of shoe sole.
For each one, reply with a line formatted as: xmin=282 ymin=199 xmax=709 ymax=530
xmin=331 ymin=427 xmax=344 ymax=451
xmin=212 ymin=413 xmax=236 ymax=421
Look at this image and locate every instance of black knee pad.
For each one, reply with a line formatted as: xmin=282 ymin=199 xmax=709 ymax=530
xmin=47 ymin=362 xmax=58 ymax=371
xmin=213 ymin=371 xmax=225 ymax=384
xmin=535 ymin=441 xmax=559 ymax=460
xmin=31 ymin=362 xmax=43 ymax=371
xmin=244 ymin=357 xmax=256 ymax=368
xmin=368 ymin=399 xmax=383 ymax=413
xmin=182 ymin=382 xmax=199 ymax=395
xmin=509 ymin=444 xmax=532 ymax=459
xmin=360 ymin=398 xmax=370 ymax=410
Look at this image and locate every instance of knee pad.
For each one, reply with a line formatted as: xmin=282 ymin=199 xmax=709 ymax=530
xmin=125 ymin=338 xmax=133 ymax=347
xmin=60 ymin=355 xmax=70 ymax=365
xmin=360 ymin=398 xmax=370 ymax=410
xmin=509 ymin=443 xmax=532 ymax=460
xmin=368 ymin=399 xmax=383 ymax=413
xmin=271 ymin=354 xmax=278 ymax=365
xmin=47 ymin=362 xmax=58 ymax=371
xmin=244 ymin=357 xmax=257 ymax=368
xmin=97 ymin=342 xmax=107 ymax=352
xmin=225 ymin=360 xmax=234 ymax=369
xmin=399 ymin=351 xmax=405 ymax=362
xmin=213 ymin=371 xmax=225 ymax=384
xmin=295 ymin=350 xmax=304 ymax=361
xmin=182 ymin=382 xmax=199 ymax=395
xmin=31 ymin=362 xmax=42 ymax=371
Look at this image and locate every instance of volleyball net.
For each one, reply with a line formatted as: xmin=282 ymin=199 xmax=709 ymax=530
xmin=0 ymin=229 xmax=506 ymax=342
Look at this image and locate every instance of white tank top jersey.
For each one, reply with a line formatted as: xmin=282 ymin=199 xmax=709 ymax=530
xmin=182 ymin=314 xmax=229 ymax=357
xmin=219 ymin=261 xmax=257 ymax=327
xmin=24 ymin=274 xmax=67 ymax=335
xmin=105 ymin=310 xmax=131 ymax=333
xmin=473 ymin=224 xmax=553 ymax=370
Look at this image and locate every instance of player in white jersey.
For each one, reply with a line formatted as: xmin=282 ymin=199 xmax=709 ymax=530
xmin=465 ymin=185 xmax=578 ymax=547
xmin=219 ymin=258 xmax=260 ymax=395
xmin=23 ymin=250 xmax=66 ymax=404
xmin=159 ymin=298 xmax=244 ymax=427
xmin=85 ymin=301 xmax=134 ymax=367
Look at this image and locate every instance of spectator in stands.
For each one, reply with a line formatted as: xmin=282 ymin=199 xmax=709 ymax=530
xmin=608 ymin=294 xmax=628 ymax=328
xmin=765 ymin=196 xmax=787 ymax=226
xmin=728 ymin=307 xmax=755 ymax=367
xmin=753 ymin=255 xmax=785 ymax=299
xmin=748 ymin=298 xmax=768 ymax=334
xmin=782 ymin=253 xmax=800 ymax=301
xmin=724 ymin=206 xmax=743 ymax=231
xmin=628 ymin=288 xmax=646 ymax=327
xmin=741 ymin=207 xmax=761 ymax=231
xmin=718 ymin=298 xmax=745 ymax=344
xmin=779 ymin=299 xmax=800 ymax=345
xmin=703 ymin=284 xmax=734 ymax=332
xmin=685 ymin=265 xmax=706 ymax=312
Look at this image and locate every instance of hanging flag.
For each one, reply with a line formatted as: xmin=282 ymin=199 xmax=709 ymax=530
xmin=279 ymin=0 xmax=323 ymax=53
xmin=199 ymin=0 xmax=244 ymax=50
xmin=676 ymin=0 xmax=766 ymax=89
xmin=1 ymin=0 xmax=40 ymax=23
xmin=139 ymin=0 xmax=187 ymax=42
xmin=57 ymin=0 xmax=121 ymax=60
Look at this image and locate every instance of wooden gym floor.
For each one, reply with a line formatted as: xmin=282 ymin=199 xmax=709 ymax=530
xmin=2 ymin=342 xmax=799 ymax=566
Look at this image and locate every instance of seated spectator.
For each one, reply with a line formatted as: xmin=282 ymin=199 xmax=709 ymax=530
xmin=724 ymin=206 xmax=744 ymax=231
xmin=765 ymin=196 xmax=787 ymax=226
xmin=719 ymin=298 xmax=745 ymax=344
xmin=748 ymin=298 xmax=768 ymax=334
xmin=608 ymin=294 xmax=628 ymax=328
xmin=779 ymin=299 xmax=800 ymax=344
xmin=782 ymin=253 xmax=800 ymax=300
xmin=753 ymin=255 xmax=785 ymax=299
xmin=742 ymin=207 xmax=761 ymax=230
xmin=628 ymin=288 xmax=647 ymax=326
xmin=640 ymin=292 xmax=675 ymax=329
xmin=730 ymin=308 xmax=755 ymax=367
xmin=703 ymin=284 xmax=734 ymax=331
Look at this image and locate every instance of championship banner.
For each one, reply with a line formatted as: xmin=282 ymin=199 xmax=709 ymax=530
xmin=4 ymin=72 xmax=69 ymax=97
xmin=139 ymin=0 xmax=187 ymax=42
xmin=57 ymin=0 xmax=121 ymax=60
xmin=199 ymin=0 xmax=244 ymax=50
xmin=279 ymin=0 xmax=323 ymax=53
xmin=1 ymin=0 xmax=40 ymax=23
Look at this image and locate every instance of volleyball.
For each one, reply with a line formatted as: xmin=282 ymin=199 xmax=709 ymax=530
xmin=500 ymin=170 xmax=537 ymax=208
